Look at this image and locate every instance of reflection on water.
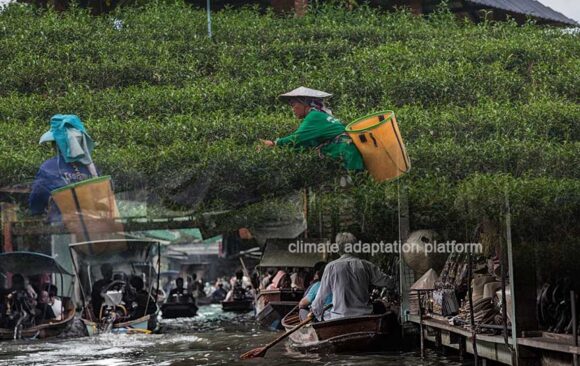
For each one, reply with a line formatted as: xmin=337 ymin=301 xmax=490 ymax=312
xmin=0 ymin=305 xmax=463 ymax=366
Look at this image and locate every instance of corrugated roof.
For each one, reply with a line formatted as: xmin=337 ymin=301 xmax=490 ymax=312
xmin=467 ymin=0 xmax=578 ymax=26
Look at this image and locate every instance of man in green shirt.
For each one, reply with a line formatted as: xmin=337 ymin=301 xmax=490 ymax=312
xmin=260 ymin=87 xmax=364 ymax=172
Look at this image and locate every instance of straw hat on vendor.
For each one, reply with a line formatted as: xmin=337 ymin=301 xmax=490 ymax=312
xmin=260 ymin=86 xmax=364 ymax=172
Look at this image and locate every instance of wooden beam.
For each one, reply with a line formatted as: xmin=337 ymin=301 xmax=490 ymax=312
xmin=294 ymin=0 xmax=307 ymax=17
xmin=1 ymin=203 xmax=17 ymax=253
xmin=9 ymin=213 xmax=232 ymax=239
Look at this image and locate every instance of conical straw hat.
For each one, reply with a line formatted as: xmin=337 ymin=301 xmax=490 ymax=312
xmin=411 ymin=268 xmax=439 ymax=290
xmin=279 ymin=86 xmax=332 ymax=100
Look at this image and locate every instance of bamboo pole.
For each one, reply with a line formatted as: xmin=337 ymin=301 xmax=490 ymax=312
xmin=572 ymin=290 xmax=578 ymax=366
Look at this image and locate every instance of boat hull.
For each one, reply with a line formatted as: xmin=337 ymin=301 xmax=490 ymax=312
xmin=82 ymin=313 xmax=158 ymax=335
xmin=282 ymin=308 xmax=400 ymax=353
xmin=221 ymin=300 xmax=254 ymax=312
xmin=0 ymin=298 xmax=76 ymax=341
xmin=255 ymin=289 xmax=303 ymax=330
xmin=196 ymin=297 xmax=214 ymax=306
xmin=290 ymin=331 xmax=391 ymax=353
xmin=161 ymin=303 xmax=198 ymax=319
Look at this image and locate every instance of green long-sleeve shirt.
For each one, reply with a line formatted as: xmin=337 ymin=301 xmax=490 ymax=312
xmin=275 ymin=110 xmax=364 ymax=171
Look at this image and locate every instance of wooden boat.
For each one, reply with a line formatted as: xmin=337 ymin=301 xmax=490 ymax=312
xmin=281 ymin=305 xmax=401 ymax=353
xmin=255 ymin=289 xmax=303 ymax=330
xmin=0 ymin=252 xmax=77 ymax=341
xmin=69 ymin=239 xmax=161 ymax=335
xmin=221 ymin=299 xmax=254 ymax=312
xmin=196 ymin=296 xmax=214 ymax=306
xmin=161 ymin=301 xmax=199 ymax=319
xmin=83 ymin=313 xmax=157 ymax=335
xmin=0 ymin=298 xmax=76 ymax=340
xmin=254 ymin=239 xmax=324 ymax=329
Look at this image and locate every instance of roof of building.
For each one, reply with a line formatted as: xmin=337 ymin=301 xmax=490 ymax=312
xmin=467 ymin=0 xmax=578 ymax=26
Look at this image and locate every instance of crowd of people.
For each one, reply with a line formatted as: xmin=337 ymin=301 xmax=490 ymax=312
xmin=161 ymin=270 xmax=255 ymax=305
xmin=0 ymin=273 xmax=64 ymax=329
xmin=1 ymin=232 xmax=393 ymax=332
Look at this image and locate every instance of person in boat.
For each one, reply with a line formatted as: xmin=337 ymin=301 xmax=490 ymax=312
xmin=27 ymin=274 xmax=43 ymax=299
xmin=260 ymin=269 xmax=275 ymax=290
xmin=298 ymin=261 xmax=332 ymax=321
xmin=266 ymin=270 xmax=292 ymax=291
xmin=311 ymin=232 xmax=391 ymax=321
xmin=205 ymin=281 xmax=216 ymax=297
xmin=250 ymin=271 xmax=260 ymax=290
xmin=260 ymin=87 xmax=364 ymax=173
xmin=44 ymin=284 xmax=63 ymax=321
xmin=185 ymin=275 xmax=194 ymax=295
xmin=0 ymin=283 xmax=6 ymax=318
xmin=211 ymin=282 xmax=227 ymax=302
xmin=290 ymin=268 xmax=307 ymax=290
xmin=217 ymin=276 xmax=232 ymax=292
xmin=225 ymin=270 xmax=252 ymax=302
xmin=163 ymin=275 xmax=175 ymax=295
xmin=29 ymin=114 xmax=98 ymax=222
xmin=23 ymin=276 xmax=39 ymax=302
xmin=168 ymin=277 xmax=195 ymax=304
xmin=129 ymin=276 xmax=157 ymax=319
xmin=95 ymin=272 xmax=134 ymax=322
xmin=35 ymin=290 xmax=56 ymax=323
xmin=112 ymin=272 xmax=137 ymax=306
xmin=91 ymin=263 xmax=114 ymax=318
xmin=3 ymin=274 xmax=36 ymax=328
xmin=188 ymin=273 xmax=206 ymax=299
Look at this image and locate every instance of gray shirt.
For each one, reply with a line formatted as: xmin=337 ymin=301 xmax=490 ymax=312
xmin=311 ymin=254 xmax=390 ymax=320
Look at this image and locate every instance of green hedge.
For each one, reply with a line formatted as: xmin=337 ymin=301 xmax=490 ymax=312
xmin=0 ymin=3 xmax=578 ymax=241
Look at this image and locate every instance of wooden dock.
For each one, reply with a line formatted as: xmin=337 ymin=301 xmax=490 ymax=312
xmin=407 ymin=314 xmax=579 ymax=365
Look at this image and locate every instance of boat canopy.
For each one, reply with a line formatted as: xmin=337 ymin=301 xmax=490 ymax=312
xmin=0 ymin=252 xmax=72 ymax=276
xmin=69 ymin=239 xmax=158 ymax=263
xmin=69 ymin=239 xmax=160 ymax=297
xmin=257 ymin=239 xmax=326 ymax=268
xmin=160 ymin=270 xmax=180 ymax=277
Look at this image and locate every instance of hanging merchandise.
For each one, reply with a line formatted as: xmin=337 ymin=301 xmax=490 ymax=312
xmin=409 ymin=269 xmax=438 ymax=316
xmin=537 ymin=278 xmax=579 ymax=334
xmin=432 ymin=288 xmax=459 ymax=316
xmin=411 ymin=269 xmax=439 ymax=291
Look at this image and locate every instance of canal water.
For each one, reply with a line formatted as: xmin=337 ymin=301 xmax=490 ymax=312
xmin=0 ymin=305 xmax=464 ymax=366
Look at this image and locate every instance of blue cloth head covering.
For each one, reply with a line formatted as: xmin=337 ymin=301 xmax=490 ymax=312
xmin=49 ymin=114 xmax=94 ymax=163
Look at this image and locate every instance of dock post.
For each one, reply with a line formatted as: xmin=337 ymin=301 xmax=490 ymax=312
xmin=572 ymin=290 xmax=578 ymax=366
xmin=417 ymin=290 xmax=424 ymax=357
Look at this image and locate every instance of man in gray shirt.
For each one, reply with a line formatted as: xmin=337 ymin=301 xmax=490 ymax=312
xmin=311 ymin=233 xmax=392 ymax=320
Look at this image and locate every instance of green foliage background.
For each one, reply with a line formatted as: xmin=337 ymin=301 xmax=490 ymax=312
xmin=0 ymin=2 xmax=578 ymax=245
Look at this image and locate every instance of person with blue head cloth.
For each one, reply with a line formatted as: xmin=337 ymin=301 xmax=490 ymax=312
xmin=29 ymin=114 xmax=98 ymax=222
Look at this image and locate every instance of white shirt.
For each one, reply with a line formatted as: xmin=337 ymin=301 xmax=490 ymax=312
xmin=51 ymin=298 xmax=63 ymax=321
xmin=311 ymin=254 xmax=390 ymax=320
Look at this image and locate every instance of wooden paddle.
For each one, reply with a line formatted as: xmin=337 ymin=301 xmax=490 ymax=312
xmin=240 ymin=312 xmax=314 ymax=359
xmin=240 ymin=304 xmax=331 ymax=359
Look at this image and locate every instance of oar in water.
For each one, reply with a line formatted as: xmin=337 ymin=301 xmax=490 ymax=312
xmin=240 ymin=304 xmax=332 ymax=360
xmin=240 ymin=313 xmax=314 ymax=359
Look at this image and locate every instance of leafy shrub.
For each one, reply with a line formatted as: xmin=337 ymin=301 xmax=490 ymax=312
xmin=0 ymin=3 xmax=577 ymax=243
